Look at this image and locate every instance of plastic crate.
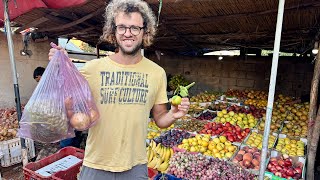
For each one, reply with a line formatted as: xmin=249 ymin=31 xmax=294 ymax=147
xmin=23 ymin=147 xmax=84 ymax=180
xmin=154 ymin=174 xmax=182 ymax=180
xmin=148 ymin=168 xmax=158 ymax=179
xmin=0 ymin=138 xmax=35 ymax=167
xmin=52 ymin=162 xmax=82 ymax=180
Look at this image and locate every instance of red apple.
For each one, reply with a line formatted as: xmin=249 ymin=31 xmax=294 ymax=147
xmin=286 ymin=168 xmax=295 ymax=177
xmin=294 ymin=167 xmax=302 ymax=174
xmin=275 ymin=172 xmax=282 ymax=177
xmin=278 ymin=159 xmax=285 ymax=167
xmin=284 ymin=159 xmax=292 ymax=167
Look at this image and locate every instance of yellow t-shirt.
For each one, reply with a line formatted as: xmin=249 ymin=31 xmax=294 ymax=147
xmin=79 ymin=56 xmax=168 ymax=172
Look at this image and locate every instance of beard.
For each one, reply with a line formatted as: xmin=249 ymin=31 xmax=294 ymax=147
xmin=118 ymin=41 xmax=143 ymax=56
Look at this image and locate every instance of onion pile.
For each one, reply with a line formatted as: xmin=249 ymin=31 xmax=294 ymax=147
xmin=167 ymin=152 xmax=256 ymax=180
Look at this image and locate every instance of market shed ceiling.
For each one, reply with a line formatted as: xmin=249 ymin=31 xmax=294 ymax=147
xmin=9 ymin=0 xmax=320 ymax=55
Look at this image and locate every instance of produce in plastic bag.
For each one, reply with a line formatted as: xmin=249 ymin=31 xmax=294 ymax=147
xmin=19 ymin=44 xmax=99 ymax=143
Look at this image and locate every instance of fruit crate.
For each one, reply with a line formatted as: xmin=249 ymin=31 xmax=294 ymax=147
xmin=273 ymin=134 xmax=307 ymax=157
xmin=266 ymin=150 xmax=305 ymax=179
xmin=242 ymin=129 xmax=278 ymax=150
xmin=52 ymin=162 xmax=82 ymax=180
xmin=0 ymin=137 xmax=35 ymax=167
xmin=23 ymin=147 xmax=84 ymax=180
xmin=231 ymin=145 xmax=271 ymax=176
xmin=255 ymin=119 xmax=284 ymax=134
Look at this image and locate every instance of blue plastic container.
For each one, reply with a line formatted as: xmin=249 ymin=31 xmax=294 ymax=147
xmin=154 ymin=173 xmax=182 ymax=180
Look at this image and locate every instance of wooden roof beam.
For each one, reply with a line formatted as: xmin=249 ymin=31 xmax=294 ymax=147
xmin=165 ymin=1 xmax=320 ymax=25
xmin=16 ymin=17 xmax=49 ymax=33
xmin=39 ymin=7 xmax=105 ymax=32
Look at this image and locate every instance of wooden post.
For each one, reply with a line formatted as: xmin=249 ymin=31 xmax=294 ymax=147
xmin=307 ymin=47 xmax=320 ymax=180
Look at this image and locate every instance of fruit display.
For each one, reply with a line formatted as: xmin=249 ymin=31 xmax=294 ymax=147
xmin=148 ymin=120 xmax=174 ymax=132
xmin=147 ymin=131 xmax=161 ymax=139
xmin=244 ymin=99 xmax=267 ymax=108
xmin=175 ymin=120 xmax=207 ymax=132
xmin=215 ymin=110 xmax=258 ymax=129
xmin=198 ymin=122 xmax=250 ymax=143
xmin=179 ymin=114 xmax=193 ymax=121
xmin=199 ymin=122 xmax=226 ymax=136
xmin=275 ymin=137 xmax=305 ymax=156
xmin=281 ymin=121 xmax=307 ymax=137
xmin=177 ymin=134 xmax=238 ymax=159
xmin=232 ymin=146 xmax=262 ymax=171
xmin=276 ymin=94 xmax=295 ymax=104
xmin=190 ymin=91 xmax=218 ymax=103
xmin=195 ymin=111 xmax=216 ymax=121
xmin=225 ymin=89 xmax=248 ymax=99
xmin=0 ymin=108 xmax=20 ymax=141
xmin=227 ymin=105 xmax=266 ymax=118
xmin=267 ymin=154 xmax=303 ymax=179
xmin=167 ymin=152 xmax=256 ymax=180
xmin=208 ymin=102 xmax=228 ymax=111
xmin=154 ymin=129 xmax=191 ymax=148
xmin=168 ymin=74 xmax=189 ymax=91
xmin=245 ymin=131 xmax=277 ymax=149
xmin=258 ymin=115 xmax=283 ymax=133
xmin=147 ymin=141 xmax=173 ymax=172
xmin=189 ymin=103 xmax=206 ymax=113
xmin=220 ymin=123 xmax=250 ymax=143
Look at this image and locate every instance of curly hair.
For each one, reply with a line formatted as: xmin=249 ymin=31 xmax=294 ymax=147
xmin=101 ymin=0 xmax=157 ymax=47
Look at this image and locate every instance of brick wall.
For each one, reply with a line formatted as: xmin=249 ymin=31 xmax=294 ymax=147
xmin=148 ymin=54 xmax=314 ymax=97
xmin=0 ymin=34 xmax=52 ymax=108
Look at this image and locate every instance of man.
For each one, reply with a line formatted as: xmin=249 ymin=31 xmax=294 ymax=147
xmin=33 ymin=66 xmax=45 ymax=82
xmin=49 ymin=0 xmax=190 ymax=179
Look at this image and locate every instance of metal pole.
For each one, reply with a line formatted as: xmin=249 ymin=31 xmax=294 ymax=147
xmin=3 ymin=0 xmax=26 ymax=150
xmin=259 ymin=0 xmax=285 ymax=179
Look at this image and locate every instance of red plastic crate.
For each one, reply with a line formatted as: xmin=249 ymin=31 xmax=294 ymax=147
xmin=23 ymin=147 xmax=84 ymax=180
xmin=52 ymin=162 xmax=82 ymax=180
xmin=148 ymin=168 xmax=158 ymax=180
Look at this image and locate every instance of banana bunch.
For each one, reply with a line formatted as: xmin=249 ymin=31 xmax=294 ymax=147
xmin=147 ymin=140 xmax=174 ymax=172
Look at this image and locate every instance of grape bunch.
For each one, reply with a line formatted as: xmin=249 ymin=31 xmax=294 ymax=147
xmin=153 ymin=130 xmax=191 ymax=148
xmin=167 ymin=152 xmax=256 ymax=180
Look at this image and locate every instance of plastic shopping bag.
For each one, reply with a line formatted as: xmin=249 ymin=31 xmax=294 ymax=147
xmin=19 ymin=44 xmax=99 ymax=143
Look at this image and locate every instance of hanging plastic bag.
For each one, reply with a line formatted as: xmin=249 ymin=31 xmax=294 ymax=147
xmin=18 ymin=43 xmax=100 ymax=143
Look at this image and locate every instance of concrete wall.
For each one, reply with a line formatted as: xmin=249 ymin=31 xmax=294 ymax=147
xmin=0 ymin=33 xmax=51 ymax=108
xmin=148 ymin=54 xmax=314 ymax=97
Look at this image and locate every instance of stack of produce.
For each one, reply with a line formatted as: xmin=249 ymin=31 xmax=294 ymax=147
xmin=177 ymin=135 xmax=237 ymax=159
xmin=208 ymin=102 xmax=228 ymax=111
xmin=227 ymin=105 xmax=266 ymax=119
xmin=0 ymin=108 xmax=20 ymax=141
xmin=175 ymin=120 xmax=206 ymax=133
xmin=198 ymin=122 xmax=250 ymax=143
xmin=190 ymin=91 xmax=217 ymax=103
xmin=195 ymin=111 xmax=216 ymax=121
xmin=215 ymin=110 xmax=258 ymax=129
xmin=167 ymin=152 xmax=256 ymax=180
xmin=147 ymin=131 xmax=161 ymax=139
xmin=147 ymin=141 xmax=173 ymax=172
xmin=232 ymin=146 xmax=262 ymax=171
xmin=267 ymin=155 xmax=303 ymax=179
xmin=148 ymin=121 xmax=174 ymax=132
xmin=275 ymin=138 xmax=305 ymax=156
xmin=245 ymin=131 xmax=276 ymax=149
xmin=153 ymin=130 xmax=191 ymax=148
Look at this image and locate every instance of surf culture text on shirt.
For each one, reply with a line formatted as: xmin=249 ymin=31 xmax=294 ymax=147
xmin=100 ymin=71 xmax=149 ymax=105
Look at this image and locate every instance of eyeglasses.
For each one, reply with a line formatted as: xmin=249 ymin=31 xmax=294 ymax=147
xmin=115 ymin=25 xmax=144 ymax=36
